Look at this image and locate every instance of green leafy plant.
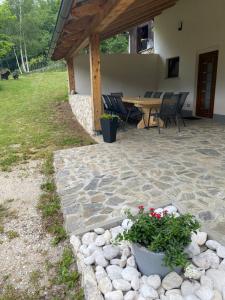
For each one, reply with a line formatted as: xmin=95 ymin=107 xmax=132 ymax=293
xmin=100 ymin=113 xmax=119 ymax=120
xmin=116 ymin=206 xmax=200 ymax=269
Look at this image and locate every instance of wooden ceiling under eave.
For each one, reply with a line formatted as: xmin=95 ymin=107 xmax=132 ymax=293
xmin=51 ymin=0 xmax=178 ymax=61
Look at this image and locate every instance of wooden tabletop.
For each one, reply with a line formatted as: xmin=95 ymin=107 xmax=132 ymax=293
xmin=122 ymin=96 xmax=162 ymax=106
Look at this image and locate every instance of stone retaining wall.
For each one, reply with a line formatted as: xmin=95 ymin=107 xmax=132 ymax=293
xmin=69 ymin=94 xmax=94 ymax=135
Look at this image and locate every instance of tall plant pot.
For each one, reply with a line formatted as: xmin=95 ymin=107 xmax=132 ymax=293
xmin=132 ymin=243 xmax=182 ymax=277
xmin=100 ymin=118 xmax=118 ymax=143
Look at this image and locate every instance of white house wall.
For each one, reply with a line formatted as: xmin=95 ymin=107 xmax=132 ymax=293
xmin=154 ymin=0 xmax=225 ymax=118
xmin=74 ymin=54 xmax=159 ymax=97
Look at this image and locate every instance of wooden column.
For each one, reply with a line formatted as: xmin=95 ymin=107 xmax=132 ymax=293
xmin=66 ymin=57 xmax=75 ymax=94
xmin=89 ymin=33 xmax=102 ymax=132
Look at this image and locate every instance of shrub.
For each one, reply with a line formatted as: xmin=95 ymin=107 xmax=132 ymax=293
xmin=116 ymin=206 xmax=200 ymax=269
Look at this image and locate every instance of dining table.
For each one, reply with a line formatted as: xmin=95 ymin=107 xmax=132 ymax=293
xmin=123 ymin=96 xmax=163 ymax=129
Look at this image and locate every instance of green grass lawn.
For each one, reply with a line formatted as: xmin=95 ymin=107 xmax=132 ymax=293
xmin=0 ymin=71 xmax=94 ymax=170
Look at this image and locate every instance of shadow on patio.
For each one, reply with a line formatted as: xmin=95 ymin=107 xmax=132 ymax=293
xmin=54 ymin=119 xmax=225 ymax=243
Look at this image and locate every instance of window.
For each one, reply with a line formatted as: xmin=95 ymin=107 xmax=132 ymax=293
xmin=167 ymin=57 xmax=180 ymax=78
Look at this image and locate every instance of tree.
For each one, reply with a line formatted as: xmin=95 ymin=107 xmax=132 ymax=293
xmin=101 ymin=34 xmax=129 ymax=54
xmin=0 ymin=2 xmax=14 ymax=58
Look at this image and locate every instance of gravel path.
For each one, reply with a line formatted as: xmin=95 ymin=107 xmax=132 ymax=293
xmin=0 ymin=160 xmax=64 ymax=295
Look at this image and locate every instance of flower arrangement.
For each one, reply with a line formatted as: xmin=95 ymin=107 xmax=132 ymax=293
xmin=116 ymin=206 xmax=200 ymax=269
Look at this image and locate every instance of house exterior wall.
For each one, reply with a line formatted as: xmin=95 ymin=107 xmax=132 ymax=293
xmin=74 ymin=54 xmax=159 ymax=97
xmin=154 ymin=0 xmax=225 ymax=118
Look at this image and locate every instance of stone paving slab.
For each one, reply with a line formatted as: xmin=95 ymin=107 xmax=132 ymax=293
xmin=54 ymin=120 xmax=225 ymax=242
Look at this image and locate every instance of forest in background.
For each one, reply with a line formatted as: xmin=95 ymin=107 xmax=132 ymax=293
xmin=0 ymin=0 xmax=129 ymax=73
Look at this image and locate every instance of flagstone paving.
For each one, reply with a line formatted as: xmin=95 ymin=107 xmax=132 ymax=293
xmin=54 ymin=120 xmax=225 ymax=243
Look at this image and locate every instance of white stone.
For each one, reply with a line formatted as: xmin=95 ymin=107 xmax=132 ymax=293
xmin=158 ymin=286 xmax=165 ymax=296
xmin=122 ymin=219 xmax=133 ymax=230
xmin=110 ymin=258 xmax=121 ymax=266
xmin=147 ymin=275 xmax=161 ymax=290
xmin=192 ymin=250 xmax=220 ymax=269
xmin=82 ymin=247 xmax=92 ymax=257
xmin=195 ymin=286 xmax=214 ymax=300
xmin=155 ymin=207 xmax=164 ymax=214
xmin=106 ymin=265 xmax=123 ymax=280
xmin=206 ymin=240 xmax=220 ymax=251
xmin=131 ymin=276 xmax=140 ymax=290
xmin=119 ymin=255 xmax=127 ymax=268
xmin=84 ymin=254 xmax=95 ymax=265
xmin=136 ymin=296 xmax=145 ymax=300
xmin=181 ymin=280 xmax=200 ymax=296
xmin=162 ymin=272 xmax=183 ymax=290
xmin=121 ymin=266 xmax=140 ymax=282
xmin=82 ymin=232 xmax=97 ymax=245
xmin=218 ymin=259 xmax=225 ymax=271
xmin=216 ymin=245 xmax=225 ymax=259
xmin=185 ymin=241 xmax=201 ymax=258
xmin=79 ymin=244 xmax=88 ymax=255
xmin=88 ymin=243 xmax=100 ymax=254
xmin=206 ymin=269 xmax=225 ymax=292
xmin=105 ymin=290 xmax=123 ymax=300
xmin=110 ymin=226 xmax=124 ymax=240
xmin=140 ymin=284 xmax=158 ymax=298
xmin=94 ymin=227 xmax=105 ymax=235
xmin=112 ymin=279 xmax=131 ymax=292
xmin=163 ymin=295 xmax=183 ymax=300
xmin=95 ymin=235 xmax=106 ymax=247
xmin=212 ymin=290 xmax=223 ymax=300
xmin=200 ymin=275 xmax=214 ymax=289
xmin=192 ymin=231 xmax=207 ymax=246
xmin=95 ymin=266 xmax=107 ymax=282
xmin=184 ymin=296 xmax=200 ymax=300
xmin=122 ymin=246 xmax=131 ymax=258
xmin=95 ymin=250 xmax=108 ymax=267
xmin=222 ymin=287 xmax=225 ymax=300
xmin=127 ymin=256 xmax=136 ymax=267
xmin=124 ymin=291 xmax=138 ymax=300
xmin=103 ymin=230 xmax=112 ymax=245
xmin=98 ymin=276 xmax=113 ymax=295
xmin=103 ymin=245 xmax=120 ymax=260
xmin=166 ymin=289 xmax=182 ymax=296
xmin=140 ymin=275 xmax=148 ymax=285
xmin=163 ymin=205 xmax=177 ymax=214
xmin=70 ymin=235 xmax=81 ymax=254
xmin=184 ymin=264 xmax=204 ymax=280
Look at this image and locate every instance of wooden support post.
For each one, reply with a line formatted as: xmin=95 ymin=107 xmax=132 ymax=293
xmin=89 ymin=33 xmax=102 ymax=132
xmin=66 ymin=57 xmax=75 ymax=94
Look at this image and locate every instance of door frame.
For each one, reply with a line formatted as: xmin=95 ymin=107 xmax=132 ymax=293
xmin=196 ymin=50 xmax=219 ymax=118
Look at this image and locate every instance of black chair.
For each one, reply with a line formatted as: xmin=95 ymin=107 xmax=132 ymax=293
xmin=150 ymin=94 xmax=180 ymax=133
xmin=111 ymin=92 xmax=124 ymax=97
xmin=152 ymin=91 xmax=163 ymax=98
xmin=102 ymin=95 xmax=114 ymax=114
xmin=177 ymin=92 xmax=189 ymax=126
xmin=144 ymin=91 xmax=153 ymax=98
xmin=162 ymin=92 xmax=174 ymax=99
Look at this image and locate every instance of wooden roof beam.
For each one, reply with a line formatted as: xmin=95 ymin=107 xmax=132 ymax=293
xmin=71 ymin=0 xmax=106 ymax=18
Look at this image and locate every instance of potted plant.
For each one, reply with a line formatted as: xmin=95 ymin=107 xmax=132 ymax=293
xmin=116 ymin=206 xmax=200 ymax=277
xmin=100 ymin=114 xmax=119 ymax=143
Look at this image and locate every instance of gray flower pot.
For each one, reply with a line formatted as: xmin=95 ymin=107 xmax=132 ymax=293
xmin=132 ymin=243 xmax=182 ymax=277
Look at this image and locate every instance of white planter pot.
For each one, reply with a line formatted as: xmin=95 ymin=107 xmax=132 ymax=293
xmin=132 ymin=243 xmax=182 ymax=277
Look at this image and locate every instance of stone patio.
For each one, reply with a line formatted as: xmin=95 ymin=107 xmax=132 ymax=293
xmin=54 ymin=119 xmax=225 ymax=243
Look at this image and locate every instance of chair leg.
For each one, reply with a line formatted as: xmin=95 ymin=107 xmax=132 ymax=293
xmin=176 ymin=115 xmax=180 ymax=133
xmin=158 ymin=117 xmax=160 ymax=134
xmin=125 ymin=110 xmax=131 ymax=125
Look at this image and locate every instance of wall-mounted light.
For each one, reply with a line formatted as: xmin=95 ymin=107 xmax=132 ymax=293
xmin=178 ymin=21 xmax=183 ymax=31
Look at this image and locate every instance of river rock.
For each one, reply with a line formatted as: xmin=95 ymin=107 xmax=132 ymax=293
xmin=212 ymin=290 xmax=223 ymax=300
xmin=88 ymin=243 xmax=100 ymax=255
xmin=217 ymin=245 xmax=225 ymax=258
xmin=124 ymin=291 xmax=138 ymax=300
xmin=103 ymin=245 xmax=120 ymax=260
xmin=103 ymin=230 xmax=112 ymax=245
xmin=95 ymin=250 xmax=108 ymax=267
xmin=94 ymin=228 xmax=105 ymax=235
xmin=122 ymin=266 xmax=140 ymax=282
xmin=122 ymin=219 xmax=133 ymax=230
xmin=119 ymin=255 xmax=127 ymax=268
xmin=82 ymin=232 xmax=97 ymax=245
xmin=200 ymin=275 xmax=213 ymax=289
xmin=195 ymin=286 xmax=214 ymax=300
xmin=147 ymin=275 xmax=161 ymax=289
xmin=164 ymin=205 xmax=177 ymax=214
xmin=122 ymin=246 xmax=131 ymax=258
xmin=98 ymin=276 xmax=113 ymax=295
xmin=192 ymin=250 xmax=220 ymax=269
xmin=140 ymin=284 xmax=158 ymax=298
xmin=185 ymin=241 xmax=201 ymax=258
xmin=127 ymin=256 xmax=136 ymax=267
xmin=84 ymin=254 xmax=95 ymax=265
xmin=105 ymin=290 xmax=123 ymax=300
xmin=181 ymin=280 xmax=200 ymax=296
xmin=95 ymin=266 xmax=107 ymax=282
xmin=166 ymin=289 xmax=182 ymax=295
xmin=110 ymin=226 xmax=124 ymax=239
xmin=95 ymin=235 xmax=106 ymax=247
xmin=110 ymin=258 xmax=121 ymax=266
xmin=206 ymin=240 xmax=220 ymax=251
xmin=222 ymin=287 xmax=225 ymax=300
xmin=192 ymin=231 xmax=207 ymax=246
xmin=218 ymin=259 xmax=225 ymax=271
xmin=184 ymin=264 xmax=204 ymax=280
xmin=106 ymin=265 xmax=123 ymax=280
xmin=162 ymin=272 xmax=183 ymax=290
xmin=131 ymin=276 xmax=140 ymax=290
xmin=70 ymin=235 xmax=81 ymax=254
xmin=184 ymin=296 xmax=200 ymax=300
xmin=112 ymin=279 xmax=131 ymax=292
xmin=206 ymin=269 xmax=225 ymax=292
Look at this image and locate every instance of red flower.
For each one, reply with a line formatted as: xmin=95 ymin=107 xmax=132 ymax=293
xmin=149 ymin=208 xmax=155 ymax=211
xmin=156 ymin=213 xmax=161 ymax=219
xmin=138 ymin=205 xmax=144 ymax=210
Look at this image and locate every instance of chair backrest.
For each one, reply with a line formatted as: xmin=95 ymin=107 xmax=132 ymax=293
xmin=152 ymin=91 xmax=163 ymax=98
xmin=113 ymin=95 xmax=127 ymax=115
xmin=108 ymin=95 xmax=120 ymax=113
xmin=160 ymin=94 xmax=179 ymax=117
xmin=111 ymin=92 xmax=123 ymax=97
xmin=177 ymin=92 xmax=189 ymax=113
xmin=162 ymin=92 xmax=174 ymax=99
xmin=144 ymin=91 xmax=153 ymax=98
xmin=102 ymin=95 xmax=113 ymax=111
